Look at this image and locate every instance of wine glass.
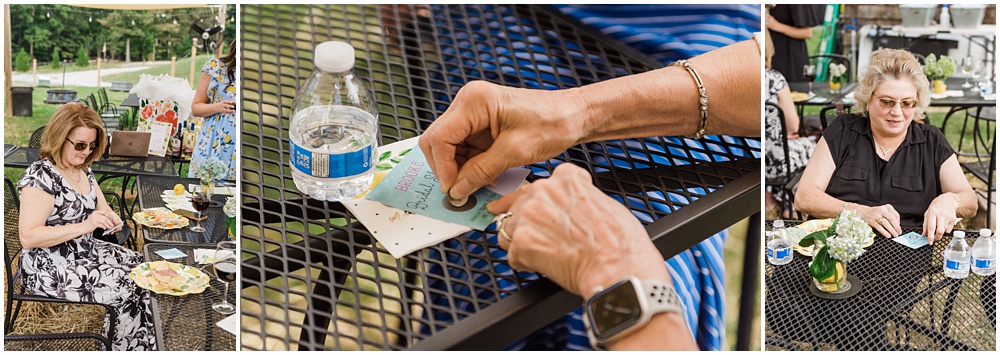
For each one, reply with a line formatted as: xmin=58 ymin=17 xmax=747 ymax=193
xmin=960 ymin=57 xmax=974 ymax=88
xmin=190 ymin=191 xmax=211 ymax=233
xmin=803 ymin=64 xmax=817 ymax=96
xmin=212 ymin=241 xmax=237 ymax=314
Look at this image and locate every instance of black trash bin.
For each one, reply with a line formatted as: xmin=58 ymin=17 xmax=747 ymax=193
xmin=11 ymin=87 xmax=33 ymax=117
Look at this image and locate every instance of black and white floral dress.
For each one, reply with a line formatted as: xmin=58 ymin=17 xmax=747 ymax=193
xmin=17 ymin=159 xmax=156 ymax=351
xmin=765 ymin=68 xmax=816 ymax=204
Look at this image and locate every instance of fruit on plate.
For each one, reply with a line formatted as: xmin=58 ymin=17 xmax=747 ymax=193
xmin=791 ymin=91 xmax=812 ymax=102
xmin=173 ymin=184 xmax=185 ymax=195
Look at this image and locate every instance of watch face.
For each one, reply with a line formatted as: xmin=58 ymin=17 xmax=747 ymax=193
xmin=586 ymin=279 xmax=642 ymax=340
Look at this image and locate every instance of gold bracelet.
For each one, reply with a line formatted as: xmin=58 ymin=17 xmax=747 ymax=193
xmin=671 ymin=59 xmax=708 ymax=140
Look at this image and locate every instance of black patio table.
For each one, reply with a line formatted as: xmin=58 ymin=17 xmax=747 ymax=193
xmin=241 ymin=4 xmax=761 ymax=351
xmin=136 ymin=176 xmax=232 ymax=244
xmin=143 ymin=243 xmax=236 ymax=351
xmin=4 ymin=147 xmax=177 ymax=184
xmin=764 ymin=220 xmax=996 ymax=351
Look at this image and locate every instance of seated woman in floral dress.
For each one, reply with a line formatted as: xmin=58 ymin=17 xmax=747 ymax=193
xmin=18 ymin=103 xmax=156 ymax=350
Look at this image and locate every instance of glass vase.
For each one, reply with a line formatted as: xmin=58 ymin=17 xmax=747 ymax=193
xmin=200 ymin=179 xmax=214 ymax=198
xmin=811 ymin=239 xmax=850 ymax=293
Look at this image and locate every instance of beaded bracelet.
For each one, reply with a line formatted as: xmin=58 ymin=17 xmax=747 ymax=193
xmin=671 ymin=59 xmax=708 ymax=140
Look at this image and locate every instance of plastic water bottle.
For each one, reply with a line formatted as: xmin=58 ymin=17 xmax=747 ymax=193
xmin=767 ymin=220 xmax=793 ymax=265
xmin=971 ymin=229 xmax=995 ymax=276
xmin=939 ymin=4 xmax=950 ymax=29
xmin=943 ymin=231 xmax=970 ymax=279
xmin=289 ymin=41 xmax=379 ymax=201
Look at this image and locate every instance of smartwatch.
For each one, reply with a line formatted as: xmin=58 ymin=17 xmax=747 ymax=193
xmin=583 ymin=276 xmax=683 ymax=350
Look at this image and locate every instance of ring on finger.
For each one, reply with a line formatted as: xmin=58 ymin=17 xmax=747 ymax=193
xmin=494 ymin=212 xmax=513 ymax=242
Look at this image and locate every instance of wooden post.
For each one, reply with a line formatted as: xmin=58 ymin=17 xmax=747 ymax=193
xmin=32 ymin=59 xmax=37 ymax=86
xmin=190 ymin=38 xmax=197 ymax=88
xmin=4 ymin=5 xmax=11 ymax=117
xmin=171 ymin=56 xmax=176 ymax=77
xmin=216 ymin=4 xmax=226 ymax=58
xmin=126 ymin=37 xmax=131 ymax=64
xmin=96 ymin=56 xmax=101 ymax=87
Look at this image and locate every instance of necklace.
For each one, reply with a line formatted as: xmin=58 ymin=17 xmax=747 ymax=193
xmin=60 ymin=166 xmax=83 ymax=183
xmin=876 ymin=143 xmax=892 ymax=159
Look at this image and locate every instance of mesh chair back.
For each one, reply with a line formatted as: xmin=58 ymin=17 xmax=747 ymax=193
xmin=4 ymin=177 xmax=22 ymax=275
xmin=28 ymin=126 xmax=46 ymax=149
xmin=97 ymin=88 xmax=110 ymax=109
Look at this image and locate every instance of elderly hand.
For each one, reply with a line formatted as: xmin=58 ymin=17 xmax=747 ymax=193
xmin=84 ymin=210 xmax=116 ymax=231
xmin=923 ymin=193 xmax=960 ymax=245
xmin=487 ymin=164 xmax=670 ymax=297
xmin=856 ymin=204 xmax=902 ymax=239
xmin=419 ymin=81 xmax=586 ymax=201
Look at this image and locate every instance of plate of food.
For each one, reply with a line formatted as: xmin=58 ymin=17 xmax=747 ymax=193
xmin=132 ymin=207 xmax=190 ymax=229
xmin=790 ymin=91 xmax=814 ymax=102
xmin=129 ymin=260 xmax=210 ymax=295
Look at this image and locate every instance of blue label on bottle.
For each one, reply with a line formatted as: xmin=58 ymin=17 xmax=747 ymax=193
xmin=945 ymin=259 xmax=964 ymax=270
xmin=776 ymin=248 xmax=791 ymax=259
xmin=766 ymin=248 xmax=773 ymax=258
xmin=290 ymin=140 xmax=373 ymax=178
xmin=974 ymin=258 xmax=992 ymax=268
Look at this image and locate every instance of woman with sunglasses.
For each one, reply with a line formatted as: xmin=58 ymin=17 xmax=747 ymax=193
xmin=795 ymin=49 xmax=976 ymax=244
xmin=17 ymin=103 xmax=156 ymax=350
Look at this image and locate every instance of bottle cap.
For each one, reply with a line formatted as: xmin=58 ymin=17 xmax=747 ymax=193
xmin=954 ymin=231 xmax=965 ymax=238
xmin=314 ymin=41 xmax=356 ymax=73
xmin=773 ymin=220 xmax=784 ymax=228
xmin=980 ymin=228 xmax=993 ymax=238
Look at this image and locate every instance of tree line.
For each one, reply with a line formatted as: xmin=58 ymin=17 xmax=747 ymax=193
xmin=11 ymin=4 xmax=236 ymax=71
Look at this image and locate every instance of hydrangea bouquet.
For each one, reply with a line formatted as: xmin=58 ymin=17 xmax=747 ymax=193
xmin=224 ymin=196 xmax=237 ymax=239
xmin=198 ymin=157 xmax=229 ymax=184
xmin=798 ymin=210 xmax=874 ymax=289
xmin=829 ymin=63 xmax=848 ymax=84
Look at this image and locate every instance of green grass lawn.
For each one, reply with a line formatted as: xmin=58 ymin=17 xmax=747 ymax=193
xmin=102 ymin=55 xmax=212 ymax=84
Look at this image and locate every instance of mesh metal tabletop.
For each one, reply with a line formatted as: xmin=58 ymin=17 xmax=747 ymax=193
xmin=764 ymin=221 xmax=996 ymax=351
xmin=3 ymin=147 xmax=177 ymax=178
xmin=241 ymin=4 xmax=760 ymax=350
xmin=144 ymin=243 xmax=237 ymax=351
xmin=136 ymin=176 xmax=232 ymax=244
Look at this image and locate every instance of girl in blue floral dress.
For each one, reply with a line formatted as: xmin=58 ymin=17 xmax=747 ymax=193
xmin=190 ymin=40 xmax=237 ymax=180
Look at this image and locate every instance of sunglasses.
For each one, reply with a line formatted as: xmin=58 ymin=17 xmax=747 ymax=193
xmin=66 ymin=138 xmax=98 ymax=151
xmin=877 ymin=98 xmax=917 ymax=109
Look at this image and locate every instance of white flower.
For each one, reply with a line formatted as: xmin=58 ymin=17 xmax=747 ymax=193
xmin=828 ymin=63 xmax=848 ymax=78
xmin=223 ymin=196 xmax=237 ymax=218
xmin=828 ymin=209 xmax=873 ymax=263
xmin=198 ymin=157 xmax=228 ymax=182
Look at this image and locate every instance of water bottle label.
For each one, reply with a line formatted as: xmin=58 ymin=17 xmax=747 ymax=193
xmin=945 ymin=259 xmax=969 ymax=270
xmin=290 ymin=140 xmax=373 ymax=178
xmin=775 ymin=248 xmax=791 ymax=259
xmin=973 ymin=258 xmax=993 ymax=269
xmin=766 ymin=248 xmax=773 ymax=258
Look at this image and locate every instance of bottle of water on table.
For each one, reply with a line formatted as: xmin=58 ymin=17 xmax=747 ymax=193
xmin=767 ymin=220 xmax=793 ymax=265
xmin=943 ymin=231 xmax=970 ymax=279
xmin=971 ymin=228 xmax=995 ymax=276
xmin=289 ymin=41 xmax=379 ymax=201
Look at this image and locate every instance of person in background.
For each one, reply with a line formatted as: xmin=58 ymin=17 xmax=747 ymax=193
xmin=418 ymin=5 xmax=761 ymax=350
xmin=190 ymin=39 xmax=237 ymax=180
xmin=766 ymin=4 xmax=825 ymax=82
xmin=764 ymin=29 xmax=816 ymax=218
xmin=17 ymin=103 xmax=156 ymax=350
xmin=795 ymin=49 xmax=976 ymax=243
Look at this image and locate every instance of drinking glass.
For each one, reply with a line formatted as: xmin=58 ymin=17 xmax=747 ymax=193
xmin=803 ymin=64 xmax=817 ymax=96
xmin=190 ymin=192 xmax=210 ymax=232
xmin=960 ymin=57 xmax=974 ymax=88
xmin=212 ymin=241 xmax=237 ymax=314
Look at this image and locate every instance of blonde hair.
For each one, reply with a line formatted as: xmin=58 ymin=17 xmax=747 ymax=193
xmin=853 ymin=49 xmax=930 ymax=119
xmin=764 ymin=29 xmax=774 ymax=69
xmin=39 ymin=102 xmax=107 ymax=170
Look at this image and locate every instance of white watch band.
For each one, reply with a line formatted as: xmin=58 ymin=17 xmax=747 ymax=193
xmin=585 ymin=277 xmax=684 ymax=350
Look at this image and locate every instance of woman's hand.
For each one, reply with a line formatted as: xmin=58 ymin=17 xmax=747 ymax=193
xmin=487 ymin=164 xmax=669 ymax=297
xmin=923 ymin=193 xmax=960 ymax=245
xmin=419 ymin=81 xmax=586 ymax=200
xmin=855 ymin=203 xmax=902 ymax=239
xmin=217 ymin=100 xmax=236 ymax=114
xmin=84 ymin=210 xmax=116 ymax=231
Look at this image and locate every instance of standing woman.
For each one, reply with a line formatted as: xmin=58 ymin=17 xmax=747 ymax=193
xmin=190 ymin=39 xmax=237 ymax=180
xmin=18 ymin=103 xmax=156 ymax=350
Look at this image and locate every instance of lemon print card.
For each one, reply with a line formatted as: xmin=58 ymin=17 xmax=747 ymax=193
xmin=345 ymin=137 xmax=528 ymax=258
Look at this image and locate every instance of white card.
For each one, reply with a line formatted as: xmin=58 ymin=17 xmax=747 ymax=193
xmin=346 ymin=137 xmax=529 ymax=259
xmin=216 ymin=313 xmax=238 ymax=335
xmin=147 ymin=121 xmax=172 ymax=157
